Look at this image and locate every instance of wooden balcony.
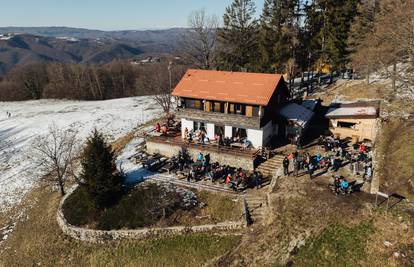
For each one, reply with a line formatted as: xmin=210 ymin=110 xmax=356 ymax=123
xmin=176 ymin=108 xmax=263 ymax=129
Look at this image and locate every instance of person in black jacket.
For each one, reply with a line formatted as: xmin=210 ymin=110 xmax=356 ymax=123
xmin=283 ymin=156 xmax=290 ymax=176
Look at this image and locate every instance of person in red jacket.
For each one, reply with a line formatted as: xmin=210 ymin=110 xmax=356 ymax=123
xmin=225 ymin=174 xmax=231 ymax=185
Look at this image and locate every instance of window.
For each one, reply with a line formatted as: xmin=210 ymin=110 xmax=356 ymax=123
xmin=337 ymin=121 xmax=357 ymax=129
xmin=212 ymin=101 xmax=224 ymax=113
xmin=215 ymin=125 xmax=224 ymax=137
xmin=229 ymin=103 xmax=235 ymax=114
xmin=247 ymin=105 xmax=261 ymax=117
xmin=185 ymin=98 xmax=202 ymax=109
xmin=205 ymin=101 xmax=211 ymax=112
xmin=194 ymin=100 xmax=202 ymax=109
xmin=194 ymin=121 xmax=206 ymax=132
xmin=232 ymin=127 xmax=247 ymax=139
xmin=253 ymin=106 xmax=260 ymax=117
xmin=228 ymin=103 xmax=247 ymax=115
xmin=246 ymin=106 xmax=253 ymax=117
xmin=235 ymin=104 xmax=241 ymax=114
xmin=234 ymin=104 xmax=246 ymax=115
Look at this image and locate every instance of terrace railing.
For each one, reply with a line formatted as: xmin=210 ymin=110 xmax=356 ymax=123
xmin=146 ymin=135 xmax=258 ymax=158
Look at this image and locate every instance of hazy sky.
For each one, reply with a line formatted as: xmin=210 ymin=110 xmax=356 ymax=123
xmin=1 ymin=0 xmax=265 ymax=30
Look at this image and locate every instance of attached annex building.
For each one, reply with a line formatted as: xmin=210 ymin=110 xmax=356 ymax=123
xmin=325 ymin=101 xmax=380 ymax=143
xmin=172 ymin=69 xmax=290 ymax=148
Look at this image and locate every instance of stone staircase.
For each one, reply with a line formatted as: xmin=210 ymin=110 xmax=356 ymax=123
xmin=256 ymin=154 xmax=285 ymax=177
xmin=244 ymin=195 xmax=268 ymax=225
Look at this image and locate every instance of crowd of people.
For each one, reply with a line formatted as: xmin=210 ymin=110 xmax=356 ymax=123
xmin=183 ymin=127 xmax=210 ymax=144
xmin=154 ymin=116 xmax=179 ymax=137
xmin=330 ymin=175 xmax=357 ymax=195
xmin=187 ymin=152 xmax=263 ymax=192
xmin=182 ymin=127 xmax=253 ymax=149
xmin=282 ymin=136 xmax=374 ymax=183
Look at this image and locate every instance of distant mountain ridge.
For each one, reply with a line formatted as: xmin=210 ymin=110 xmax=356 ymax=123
xmin=0 ymin=27 xmax=188 ymax=42
xmin=0 ymin=27 xmax=188 ymax=75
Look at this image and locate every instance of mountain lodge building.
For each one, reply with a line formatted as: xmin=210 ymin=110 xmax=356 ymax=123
xmin=172 ymin=69 xmax=290 ymax=148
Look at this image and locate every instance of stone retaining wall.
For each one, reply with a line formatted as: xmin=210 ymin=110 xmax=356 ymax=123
xmin=146 ymin=140 xmax=255 ymax=171
xmin=57 ymin=185 xmax=245 ymax=243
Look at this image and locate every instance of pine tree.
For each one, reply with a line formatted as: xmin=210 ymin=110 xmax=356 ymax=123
xmin=304 ymin=0 xmax=359 ymax=72
xmin=302 ymin=1 xmax=323 ymax=70
xmin=80 ymin=129 xmax=123 ymax=208
xmin=258 ymin=0 xmax=276 ymax=72
xmin=217 ymin=0 xmax=259 ymax=71
xmin=329 ymin=0 xmax=359 ymax=69
xmin=257 ymin=0 xmax=300 ymax=74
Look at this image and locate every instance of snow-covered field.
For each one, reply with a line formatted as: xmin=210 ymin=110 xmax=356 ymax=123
xmin=0 ymin=96 xmax=161 ymax=213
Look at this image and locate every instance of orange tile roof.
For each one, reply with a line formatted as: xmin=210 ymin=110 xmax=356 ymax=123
xmin=172 ymin=69 xmax=284 ymax=106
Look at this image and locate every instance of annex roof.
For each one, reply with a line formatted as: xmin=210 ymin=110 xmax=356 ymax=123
xmin=172 ymin=69 xmax=284 ymax=106
xmin=326 ymin=101 xmax=380 ymax=119
xmin=301 ymin=99 xmax=319 ymax=111
xmin=279 ymin=103 xmax=314 ymax=128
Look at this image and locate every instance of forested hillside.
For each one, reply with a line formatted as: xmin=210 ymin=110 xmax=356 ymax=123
xmin=1 ymin=0 xmax=413 ymax=102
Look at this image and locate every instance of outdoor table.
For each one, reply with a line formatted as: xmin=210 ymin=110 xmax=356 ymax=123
xmin=193 ymin=161 xmax=203 ymax=167
xmin=149 ymin=131 xmax=163 ymax=137
xmin=230 ymin=143 xmax=244 ymax=148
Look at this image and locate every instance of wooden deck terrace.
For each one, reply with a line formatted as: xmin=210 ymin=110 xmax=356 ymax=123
xmin=146 ymin=134 xmax=260 ymax=159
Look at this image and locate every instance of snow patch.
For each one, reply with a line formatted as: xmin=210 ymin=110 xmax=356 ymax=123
xmin=0 ymin=96 xmax=161 ymax=212
xmin=0 ymin=34 xmax=13 ymax=40
xmin=56 ymin=36 xmax=79 ymax=42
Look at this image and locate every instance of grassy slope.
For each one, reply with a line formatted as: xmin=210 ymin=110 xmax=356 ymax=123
xmin=377 ymin=120 xmax=414 ymax=200
xmin=293 ymin=221 xmax=374 ymax=266
xmin=0 ymin=187 xmax=240 ymax=267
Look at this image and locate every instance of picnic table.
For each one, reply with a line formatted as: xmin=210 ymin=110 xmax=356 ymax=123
xmin=148 ymin=131 xmax=163 ymax=137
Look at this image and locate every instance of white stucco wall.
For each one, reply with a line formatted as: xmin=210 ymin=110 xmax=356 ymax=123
xmin=225 ymin=126 xmax=233 ymax=138
xmin=181 ymin=119 xmax=277 ymax=148
xmin=181 ymin=118 xmax=194 ymax=138
xmin=206 ymin=123 xmax=215 ymax=140
xmin=247 ymin=128 xmax=263 ymax=148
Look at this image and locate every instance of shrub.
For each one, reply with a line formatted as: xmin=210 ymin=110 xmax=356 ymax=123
xmin=63 ymin=186 xmax=98 ymax=226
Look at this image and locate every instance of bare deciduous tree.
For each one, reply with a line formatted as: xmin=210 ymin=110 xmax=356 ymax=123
xmin=351 ymin=0 xmax=414 ymax=89
xmin=181 ymin=9 xmax=218 ymax=69
xmin=139 ymin=63 xmax=187 ymax=114
xmin=374 ymin=0 xmax=414 ymax=89
xmin=33 ymin=124 xmax=80 ymax=196
xmin=8 ymin=62 xmax=49 ymax=99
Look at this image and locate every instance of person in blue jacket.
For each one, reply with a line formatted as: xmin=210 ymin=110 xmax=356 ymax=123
xmin=340 ymin=179 xmax=349 ymax=193
xmin=197 ymin=152 xmax=203 ymax=162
